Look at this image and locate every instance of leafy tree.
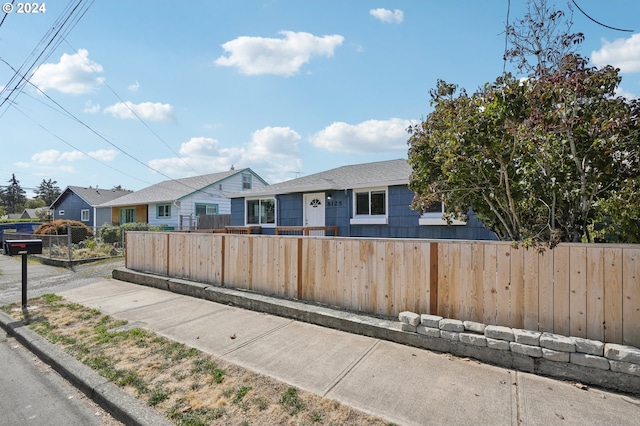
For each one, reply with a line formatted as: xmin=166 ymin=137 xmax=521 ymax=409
xmin=408 ymin=0 xmax=640 ymax=245
xmin=35 ymin=178 xmax=61 ymax=206
xmin=504 ymin=0 xmax=584 ymax=76
xmin=25 ymin=198 xmax=47 ymax=209
xmin=0 ymin=174 xmax=27 ymax=214
xmin=408 ymin=62 xmax=639 ymax=244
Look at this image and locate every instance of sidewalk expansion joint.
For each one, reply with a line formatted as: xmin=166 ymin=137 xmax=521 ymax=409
xmin=219 ymin=320 xmax=294 ymax=357
xmin=322 ymin=339 xmax=381 ymax=398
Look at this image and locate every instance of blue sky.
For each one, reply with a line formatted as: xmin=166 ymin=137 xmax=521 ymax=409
xmin=1 ymin=0 xmax=639 ymax=197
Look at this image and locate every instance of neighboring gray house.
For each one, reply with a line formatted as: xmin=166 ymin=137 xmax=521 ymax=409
xmin=20 ymin=208 xmax=51 ymax=220
xmin=98 ymin=168 xmax=267 ymax=229
xmin=229 ymin=159 xmax=496 ymax=239
xmin=50 ymin=186 xmax=131 ymax=230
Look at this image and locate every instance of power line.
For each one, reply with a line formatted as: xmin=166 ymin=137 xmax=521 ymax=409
xmin=571 ymin=0 xmax=634 ymax=32
xmin=62 ymin=38 xmax=198 ymax=175
xmin=0 ymin=0 xmax=94 ymax=117
xmin=11 ymin=102 xmax=154 ymax=187
xmin=0 ymin=0 xmax=15 ymax=30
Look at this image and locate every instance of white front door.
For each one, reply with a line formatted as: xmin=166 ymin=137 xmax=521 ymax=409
xmin=304 ymin=193 xmax=325 ymax=235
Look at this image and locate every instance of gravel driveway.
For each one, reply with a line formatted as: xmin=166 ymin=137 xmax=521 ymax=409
xmin=0 ymin=255 xmax=124 ymax=306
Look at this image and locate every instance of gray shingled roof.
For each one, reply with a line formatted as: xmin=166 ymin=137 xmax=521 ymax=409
xmin=62 ymin=186 xmax=131 ymax=207
xmin=98 ymin=169 xmax=254 ymax=207
xmin=230 ymin=159 xmax=410 ymax=198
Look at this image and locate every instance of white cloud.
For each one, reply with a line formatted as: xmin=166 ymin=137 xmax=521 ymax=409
xmin=148 ymin=127 xmax=302 ymax=183
xmin=309 ymin=118 xmax=412 ymax=154
xmin=592 ymin=34 xmax=640 ymax=73
xmin=83 ymin=101 xmax=101 ymax=114
xmin=128 ymin=81 xmax=140 ymax=92
xmin=103 ymin=101 xmax=175 ymax=122
xmin=215 ymin=31 xmax=344 ymax=76
xmin=31 ymin=49 xmax=105 ymax=94
xmin=88 ymin=149 xmax=119 ymax=162
xmin=369 ymin=8 xmax=404 ymax=24
xmin=31 ymin=148 xmax=118 ymax=164
xmin=615 ymin=86 xmax=638 ymax=100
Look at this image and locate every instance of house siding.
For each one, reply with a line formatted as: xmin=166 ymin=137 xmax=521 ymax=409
xmin=232 ymin=185 xmax=496 ymax=240
xmin=95 ymin=207 xmax=113 ymax=229
xmin=53 ymin=191 xmax=92 ymax=224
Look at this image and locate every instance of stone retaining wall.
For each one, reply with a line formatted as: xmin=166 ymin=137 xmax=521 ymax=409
xmin=400 ymin=311 xmax=640 ymax=387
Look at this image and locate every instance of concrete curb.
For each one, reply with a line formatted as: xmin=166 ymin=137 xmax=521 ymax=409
xmin=0 ymin=309 xmax=172 ymax=426
xmin=113 ymin=267 xmax=640 ymax=396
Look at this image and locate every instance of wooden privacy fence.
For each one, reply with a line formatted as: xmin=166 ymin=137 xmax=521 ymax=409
xmin=125 ymin=232 xmax=640 ymax=347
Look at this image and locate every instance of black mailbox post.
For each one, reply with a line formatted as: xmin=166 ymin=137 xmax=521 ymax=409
xmin=5 ymin=239 xmax=42 ymax=309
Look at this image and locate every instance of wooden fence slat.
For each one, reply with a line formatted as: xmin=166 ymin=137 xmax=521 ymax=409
xmin=603 ymin=247 xmax=623 ymax=343
xmin=523 ymin=247 xmax=539 ymax=331
xmin=447 ymin=243 xmax=461 ymax=319
xmin=483 ymin=244 xmax=498 ymax=325
xmin=457 ymin=242 xmax=472 ymax=320
xmin=417 ymin=242 xmax=430 ymax=315
xmin=376 ymin=240 xmax=391 ymax=315
xmin=471 ymin=242 xmax=484 ymax=323
xmin=622 ymin=248 xmax=640 ymax=346
xmin=586 ymin=247 xmax=605 ymax=342
xmin=538 ymin=250 xmax=554 ymax=332
xmin=553 ymin=246 xmax=570 ymax=336
xmin=495 ymin=244 xmax=512 ymax=327
xmin=509 ymin=245 xmax=524 ymax=329
xmin=438 ymin=242 xmax=451 ymax=319
xmin=569 ymin=246 xmax=588 ymax=338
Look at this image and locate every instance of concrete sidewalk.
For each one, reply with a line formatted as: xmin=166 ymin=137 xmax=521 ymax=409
xmin=56 ymin=278 xmax=640 ymax=426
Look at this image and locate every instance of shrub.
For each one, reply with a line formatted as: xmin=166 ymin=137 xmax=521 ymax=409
xmin=34 ymin=220 xmax=93 ymax=243
xmin=121 ymin=222 xmax=151 ymax=232
xmin=99 ymin=224 xmax=121 ymax=244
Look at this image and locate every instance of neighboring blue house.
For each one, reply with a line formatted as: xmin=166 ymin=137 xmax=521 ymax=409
xmin=50 ymin=186 xmax=131 ymax=231
xmin=229 ymin=159 xmax=496 ymax=239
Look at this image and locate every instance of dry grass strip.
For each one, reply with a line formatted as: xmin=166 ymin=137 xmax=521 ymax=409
xmin=2 ymin=294 xmax=395 ymax=426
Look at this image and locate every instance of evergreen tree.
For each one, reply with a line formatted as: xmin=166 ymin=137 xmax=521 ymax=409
xmin=35 ymin=178 xmax=62 ymax=206
xmin=1 ymin=174 xmax=27 ymax=214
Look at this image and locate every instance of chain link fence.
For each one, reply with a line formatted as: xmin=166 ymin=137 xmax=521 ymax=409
xmin=3 ymin=225 xmax=125 ymax=261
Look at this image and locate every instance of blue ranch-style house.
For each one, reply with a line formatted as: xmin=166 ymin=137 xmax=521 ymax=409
xmin=50 ymin=186 xmax=131 ymax=230
xmin=229 ymin=159 xmax=496 ymax=239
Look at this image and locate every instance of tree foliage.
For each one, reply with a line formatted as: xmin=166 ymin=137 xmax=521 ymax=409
xmin=408 ymin=57 xmax=639 ymax=244
xmin=504 ymin=0 xmax=584 ymax=76
xmin=408 ymin=0 xmax=639 ymax=245
xmin=0 ymin=174 xmax=27 ymax=214
xmin=35 ymin=178 xmax=61 ymax=206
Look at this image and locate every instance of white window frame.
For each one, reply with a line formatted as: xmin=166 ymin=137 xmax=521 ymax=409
xmin=157 ymin=203 xmax=171 ymax=219
xmin=80 ymin=209 xmax=89 ymax=222
xmin=195 ymin=203 xmax=218 ymax=216
xmin=350 ymin=187 xmax=388 ymax=225
xmin=419 ymin=202 xmax=466 ymax=225
xmin=245 ymin=197 xmax=276 ymax=227
xmin=58 ymin=210 xmax=65 ymax=216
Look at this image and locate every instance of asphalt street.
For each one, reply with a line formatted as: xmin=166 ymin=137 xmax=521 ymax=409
xmin=0 ymin=255 xmax=125 ymax=306
xmin=0 ymin=332 xmax=121 ymax=425
xmin=0 ymin=255 xmax=125 ymax=425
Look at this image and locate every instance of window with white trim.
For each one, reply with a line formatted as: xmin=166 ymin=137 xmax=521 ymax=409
xmin=350 ymin=188 xmax=388 ymax=225
xmin=246 ymin=198 xmax=275 ymax=225
xmin=81 ymin=209 xmax=89 ymax=222
xmin=195 ymin=203 xmax=218 ymax=216
xmin=58 ymin=210 xmax=65 ymax=216
xmin=157 ymin=204 xmax=171 ymax=218
xmin=419 ymin=201 xmax=466 ymax=225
